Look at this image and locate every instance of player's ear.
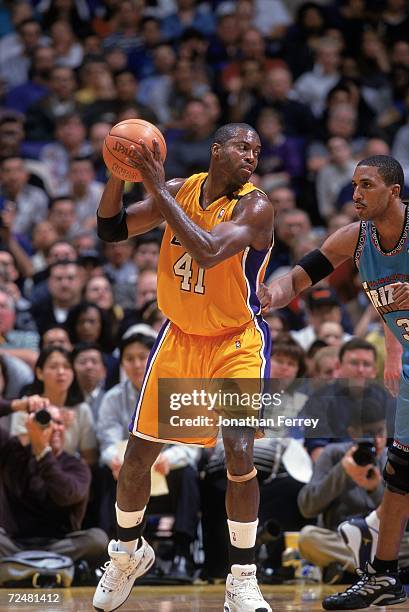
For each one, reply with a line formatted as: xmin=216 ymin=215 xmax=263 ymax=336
xmin=392 ymin=184 xmax=401 ymax=198
xmin=211 ymin=143 xmax=220 ymax=157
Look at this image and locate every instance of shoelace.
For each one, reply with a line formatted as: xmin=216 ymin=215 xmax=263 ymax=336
xmin=340 ymin=569 xmax=393 ymax=598
xmin=233 ymin=576 xmax=265 ymax=602
xmin=99 ymin=560 xmax=130 ymax=591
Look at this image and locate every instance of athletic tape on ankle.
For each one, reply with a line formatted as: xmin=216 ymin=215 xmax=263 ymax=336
xmin=115 ymin=503 xmax=146 ymax=528
xmin=227 ymin=518 xmax=259 ymax=549
xmin=227 ymin=467 xmax=257 ymax=482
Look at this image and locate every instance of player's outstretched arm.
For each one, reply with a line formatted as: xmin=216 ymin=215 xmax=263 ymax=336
xmin=264 ymin=222 xmax=360 ymax=309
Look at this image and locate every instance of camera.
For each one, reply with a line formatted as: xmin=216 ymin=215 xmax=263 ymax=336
xmin=352 ymin=440 xmax=376 ymax=466
xmin=34 ymin=409 xmax=52 ymax=429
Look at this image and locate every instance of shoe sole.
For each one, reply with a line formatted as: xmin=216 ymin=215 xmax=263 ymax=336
xmin=223 ymin=601 xmax=272 ymax=612
xmin=93 ymin=553 xmax=155 ymax=612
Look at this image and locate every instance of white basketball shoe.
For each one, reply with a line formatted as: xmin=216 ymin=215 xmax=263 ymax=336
xmin=224 ymin=564 xmax=272 ymax=612
xmin=338 ymin=511 xmax=379 ymax=569
xmin=93 ymin=538 xmax=155 ymax=612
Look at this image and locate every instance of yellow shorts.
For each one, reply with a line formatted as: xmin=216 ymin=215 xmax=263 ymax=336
xmin=130 ymin=318 xmax=271 ymax=447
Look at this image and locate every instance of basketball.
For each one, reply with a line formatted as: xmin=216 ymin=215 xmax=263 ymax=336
xmin=103 ymin=119 xmax=167 ymax=183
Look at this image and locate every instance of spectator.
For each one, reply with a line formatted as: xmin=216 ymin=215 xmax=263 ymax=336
xmin=266 ymin=208 xmax=311 ymax=278
xmin=301 ymin=338 xmax=395 ymax=461
xmin=31 ymin=260 xmax=84 ymax=335
xmin=0 ymin=287 xmax=39 ymax=368
xmin=0 ymin=157 xmax=48 ymax=238
xmin=0 ymin=18 xmax=46 ymax=91
xmin=88 ymin=121 xmax=111 ymax=184
xmin=68 ymin=157 xmax=104 ymax=232
xmin=298 ymin=400 xmax=387 ymax=582
xmin=311 ymin=345 xmax=340 ymax=384
xmin=317 ymin=321 xmax=344 ymax=348
xmin=290 ymin=287 xmax=351 ymax=352
xmin=267 ymin=186 xmax=296 ymax=215
xmin=48 ymin=197 xmax=78 ymax=241
xmin=72 ymin=343 xmax=107 ymax=422
xmin=12 ymin=346 xmax=97 ymax=466
xmin=132 ymin=231 xmax=162 ymax=274
xmin=39 ymin=113 xmax=92 ymax=196
xmin=293 ymin=37 xmax=341 ymax=118
xmin=316 ymin=137 xmax=356 ymax=222
xmin=0 ymin=401 xmax=107 ymax=570
xmin=49 ymin=20 xmax=84 ymax=70
xmin=40 ymin=325 xmax=73 ymax=352
xmin=65 ymin=301 xmax=115 ymax=354
xmin=31 ymin=221 xmax=58 ymax=275
xmin=25 ymin=67 xmax=79 ymax=142
xmin=120 ymin=269 xmax=158 ymax=335
xmin=83 ymin=275 xmax=124 ymax=342
xmin=30 ymin=239 xmax=78 ymax=307
xmin=4 ymin=44 xmax=55 ymax=114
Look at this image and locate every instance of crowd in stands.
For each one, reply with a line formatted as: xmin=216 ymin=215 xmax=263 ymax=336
xmin=0 ymin=0 xmax=408 ymax=586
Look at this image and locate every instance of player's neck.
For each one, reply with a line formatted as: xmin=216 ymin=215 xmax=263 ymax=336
xmin=373 ymin=201 xmax=406 ymax=249
xmin=202 ymin=173 xmax=242 ymax=208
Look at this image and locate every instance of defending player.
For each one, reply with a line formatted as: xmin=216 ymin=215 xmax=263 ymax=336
xmin=260 ymin=155 xmax=409 ymax=610
xmin=93 ymin=123 xmax=274 ymax=612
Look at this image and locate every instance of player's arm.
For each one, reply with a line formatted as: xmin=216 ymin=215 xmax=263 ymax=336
xmin=263 ymin=222 xmax=360 ymax=309
xmin=96 ymin=175 xmax=186 ymax=240
xmin=383 ymin=323 xmax=403 ymax=397
xmin=128 ymin=140 xmax=274 ymax=267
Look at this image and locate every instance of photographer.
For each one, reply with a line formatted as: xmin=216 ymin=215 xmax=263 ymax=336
xmin=297 ymin=400 xmax=387 ymax=582
xmin=0 ymin=399 xmax=107 ymax=568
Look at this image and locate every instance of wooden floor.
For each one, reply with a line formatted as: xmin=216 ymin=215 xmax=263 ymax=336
xmin=2 ymin=584 xmax=409 ymax=612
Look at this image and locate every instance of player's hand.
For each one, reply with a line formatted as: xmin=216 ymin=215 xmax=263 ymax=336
xmin=257 ymin=283 xmax=272 ymax=312
xmin=153 ymin=454 xmax=170 ymax=476
xmin=390 ymin=282 xmax=409 ymax=309
xmin=11 ymin=395 xmax=50 ymax=413
xmin=111 ymin=455 xmax=123 ymax=481
xmin=126 ymin=140 xmax=166 ymax=194
xmin=384 ymin=356 xmax=402 ymax=397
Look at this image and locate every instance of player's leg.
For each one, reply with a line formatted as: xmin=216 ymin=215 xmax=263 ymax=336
xmin=93 ymin=436 xmax=163 ymax=612
xmin=222 ymin=425 xmax=271 ymax=612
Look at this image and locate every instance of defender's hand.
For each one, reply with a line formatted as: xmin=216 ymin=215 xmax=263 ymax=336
xmin=258 ymin=283 xmax=272 ymax=312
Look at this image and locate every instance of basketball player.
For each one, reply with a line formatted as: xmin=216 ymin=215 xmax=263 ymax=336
xmin=260 ymin=155 xmax=409 ymax=610
xmin=93 ymin=124 xmax=274 ymax=612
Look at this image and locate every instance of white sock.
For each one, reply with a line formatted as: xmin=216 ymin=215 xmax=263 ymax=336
xmin=116 ymin=503 xmax=146 ymax=555
xmin=366 ymin=510 xmax=380 ymax=532
xmin=227 ymin=518 xmax=258 ymax=550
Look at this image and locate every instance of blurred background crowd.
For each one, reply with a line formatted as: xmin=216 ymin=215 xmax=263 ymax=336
xmin=0 ymin=0 xmax=408 ymax=588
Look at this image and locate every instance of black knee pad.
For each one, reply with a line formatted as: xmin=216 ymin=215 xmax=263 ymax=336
xmin=383 ymin=446 xmax=409 ymax=495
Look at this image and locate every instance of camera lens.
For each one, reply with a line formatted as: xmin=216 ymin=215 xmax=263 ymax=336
xmin=34 ymin=409 xmax=51 ymax=428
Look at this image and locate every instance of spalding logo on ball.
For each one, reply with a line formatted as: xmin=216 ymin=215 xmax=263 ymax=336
xmin=103 ymin=119 xmax=167 ymax=182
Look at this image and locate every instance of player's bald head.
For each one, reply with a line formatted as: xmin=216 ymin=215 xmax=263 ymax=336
xmin=213 ymin=123 xmax=259 ymax=146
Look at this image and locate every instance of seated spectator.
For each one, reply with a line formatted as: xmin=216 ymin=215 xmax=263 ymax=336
xmin=264 ymin=310 xmax=288 ymax=342
xmin=0 ymin=400 xmax=107 ymax=571
xmin=301 ymin=338 xmax=395 ymax=461
xmin=317 ymin=321 xmax=344 ymax=348
xmin=68 ymin=157 xmax=104 ymax=232
xmin=0 ymin=286 xmax=39 ymax=368
xmin=298 ymin=400 xmax=388 ymax=582
xmin=31 ymin=221 xmax=59 ymax=275
xmin=0 ymin=249 xmax=36 ymax=329
xmin=49 ymin=20 xmax=84 ymax=69
xmin=11 ymin=346 xmax=97 ymax=466
xmin=65 ymin=301 xmax=115 ymax=355
xmin=315 ymin=137 xmax=356 ymax=222
xmin=25 ymin=67 xmax=79 ymax=142
xmin=311 ymin=346 xmax=340 ymax=385
xmin=48 ymin=197 xmax=78 ymax=241
xmin=267 ymin=186 xmax=296 ymax=215
xmin=4 ymin=44 xmax=54 ymax=115
xmin=83 ymin=275 xmax=124 ymax=342
xmin=31 ymin=260 xmax=84 ymax=335
xmin=119 ymin=269 xmax=158 ymax=335
xmin=39 ymin=112 xmax=92 ymax=196
xmin=265 ymin=208 xmax=311 ymax=279
xmin=72 ymin=343 xmax=107 ymax=422
xmin=40 ymin=325 xmax=73 ymax=352
xmin=0 ymin=157 xmax=49 ymax=238
xmin=290 ymin=287 xmax=351 ymax=352
xmin=0 ymin=353 xmax=34 ymax=431
xmin=132 ymin=231 xmax=162 ymax=275
xmin=256 ymin=108 xmax=304 ymax=193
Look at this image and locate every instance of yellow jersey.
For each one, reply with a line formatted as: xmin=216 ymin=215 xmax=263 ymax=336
xmin=157 ymin=173 xmax=272 ymax=336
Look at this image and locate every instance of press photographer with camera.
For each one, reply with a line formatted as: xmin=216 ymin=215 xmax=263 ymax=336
xmin=297 ymin=399 xmax=399 ymax=583
xmin=0 ymin=397 xmax=108 ymax=581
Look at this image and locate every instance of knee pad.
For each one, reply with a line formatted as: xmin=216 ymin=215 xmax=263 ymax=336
xmin=227 ymin=467 xmax=257 ymax=483
xmin=383 ymin=446 xmax=409 ymax=495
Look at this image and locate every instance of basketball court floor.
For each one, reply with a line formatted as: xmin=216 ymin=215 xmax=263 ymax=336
xmin=3 ymin=584 xmax=409 ymax=612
